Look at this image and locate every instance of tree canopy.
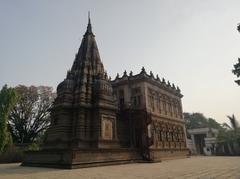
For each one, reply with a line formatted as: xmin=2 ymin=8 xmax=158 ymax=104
xmin=232 ymin=58 xmax=240 ymax=85
xmin=233 ymin=24 xmax=240 ymax=85
xmin=227 ymin=114 xmax=239 ymax=130
xmin=8 ymin=85 xmax=55 ymax=144
xmin=0 ymin=85 xmax=18 ymax=153
xmin=217 ymin=114 xmax=240 ymax=155
xmin=184 ymin=112 xmax=222 ymax=130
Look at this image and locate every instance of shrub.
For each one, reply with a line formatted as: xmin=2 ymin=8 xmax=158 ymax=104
xmin=27 ymin=143 xmax=40 ymax=151
xmin=0 ymin=145 xmax=24 ymax=163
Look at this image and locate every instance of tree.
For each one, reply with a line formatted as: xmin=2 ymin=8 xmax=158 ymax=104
xmin=233 ymin=24 xmax=240 ymax=85
xmin=184 ymin=112 xmax=208 ymax=129
xmin=0 ymin=85 xmax=18 ymax=153
xmin=208 ymin=118 xmax=222 ymax=129
xmin=217 ymin=114 xmax=240 ymax=155
xmin=227 ymin=114 xmax=240 ymax=148
xmin=227 ymin=114 xmax=239 ymax=130
xmin=232 ymin=58 xmax=240 ymax=85
xmin=184 ymin=112 xmax=221 ymax=130
xmin=8 ymin=85 xmax=55 ymax=144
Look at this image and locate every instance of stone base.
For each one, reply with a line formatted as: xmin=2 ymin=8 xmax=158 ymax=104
xmin=149 ymin=148 xmax=190 ymax=162
xmin=22 ymin=148 xmax=142 ymax=169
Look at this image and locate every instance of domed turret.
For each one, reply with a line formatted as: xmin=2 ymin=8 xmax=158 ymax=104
xmin=57 ymin=79 xmax=75 ymax=94
xmin=56 ymin=77 xmax=75 ymax=104
xmin=93 ymin=78 xmax=113 ymax=97
xmin=92 ymin=73 xmax=117 ymax=110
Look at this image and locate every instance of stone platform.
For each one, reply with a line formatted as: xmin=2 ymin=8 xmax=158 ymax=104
xmin=149 ymin=148 xmax=189 ymax=161
xmin=22 ymin=148 xmax=142 ymax=169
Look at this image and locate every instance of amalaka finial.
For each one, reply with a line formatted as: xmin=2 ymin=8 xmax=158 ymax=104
xmin=129 ymin=71 xmax=133 ymax=76
xmin=140 ymin=67 xmax=146 ymax=74
xmin=150 ymin=71 xmax=154 ymax=77
xmin=172 ymin=83 xmax=176 ymax=89
xmin=167 ymin=81 xmax=171 ymax=86
xmin=123 ymin=70 xmax=127 ymax=77
xmin=162 ymin=78 xmax=166 ymax=84
xmin=116 ymin=73 xmax=119 ymax=79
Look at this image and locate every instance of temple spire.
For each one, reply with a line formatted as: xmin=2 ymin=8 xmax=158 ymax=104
xmin=71 ymin=11 xmax=103 ymax=74
xmin=86 ymin=11 xmax=93 ymax=34
xmin=88 ymin=11 xmax=91 ymax=25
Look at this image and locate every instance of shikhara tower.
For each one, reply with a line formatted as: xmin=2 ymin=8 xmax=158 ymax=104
xmin=45 ymin=15 xmax=119 ymax=149
xmin=23 ymin=15 xmax=188 ymax=169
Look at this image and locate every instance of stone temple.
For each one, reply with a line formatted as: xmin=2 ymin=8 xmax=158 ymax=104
xmin=22 ymin=16 xmax=188 ymax=168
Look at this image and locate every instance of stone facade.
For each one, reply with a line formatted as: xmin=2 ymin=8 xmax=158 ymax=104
xmin=22 ymin=16 xmax=188 ymax=169
xmin=111 ymin=68 xmax=188 ymax=161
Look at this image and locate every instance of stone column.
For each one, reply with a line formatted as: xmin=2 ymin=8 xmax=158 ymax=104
xmin=191 ymin=134 xmax=197 ymax=154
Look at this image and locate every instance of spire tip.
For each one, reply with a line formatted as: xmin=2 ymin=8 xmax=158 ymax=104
xmin=88 ymin=11 xmax=91 ymax=24
xmin=85 ymin=11 xmax=93 ymax=34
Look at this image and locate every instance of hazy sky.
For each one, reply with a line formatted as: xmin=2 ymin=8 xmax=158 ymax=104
xmin=0 ymin=0 xmax=240 ymax=123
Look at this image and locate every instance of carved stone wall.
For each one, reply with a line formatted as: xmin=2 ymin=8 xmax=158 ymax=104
xmin=101 ymin=115 xmax=114 ymax=140
xmin=146 ymin=87 xmax=183 ymax=119
xmin=150 ymin=119 xmax=186 ymax=150
xmin=111 ymin=69 xmax=188 ymax=161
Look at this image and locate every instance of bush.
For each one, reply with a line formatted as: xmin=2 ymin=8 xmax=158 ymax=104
xmin=27 ymin=143 xmax=40 ymax=151
xmin=0 ymin=143 xmax=40 ymax=163
xmin=0 ymin=145 xmax=24 ymax=163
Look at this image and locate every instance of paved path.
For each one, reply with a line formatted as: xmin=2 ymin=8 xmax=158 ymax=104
xmin=0 ymin=156 xmax=240 ymax=179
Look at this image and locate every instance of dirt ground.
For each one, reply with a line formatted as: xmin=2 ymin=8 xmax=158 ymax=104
xmin=0 ymin=156 xmax=240 ymax=179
